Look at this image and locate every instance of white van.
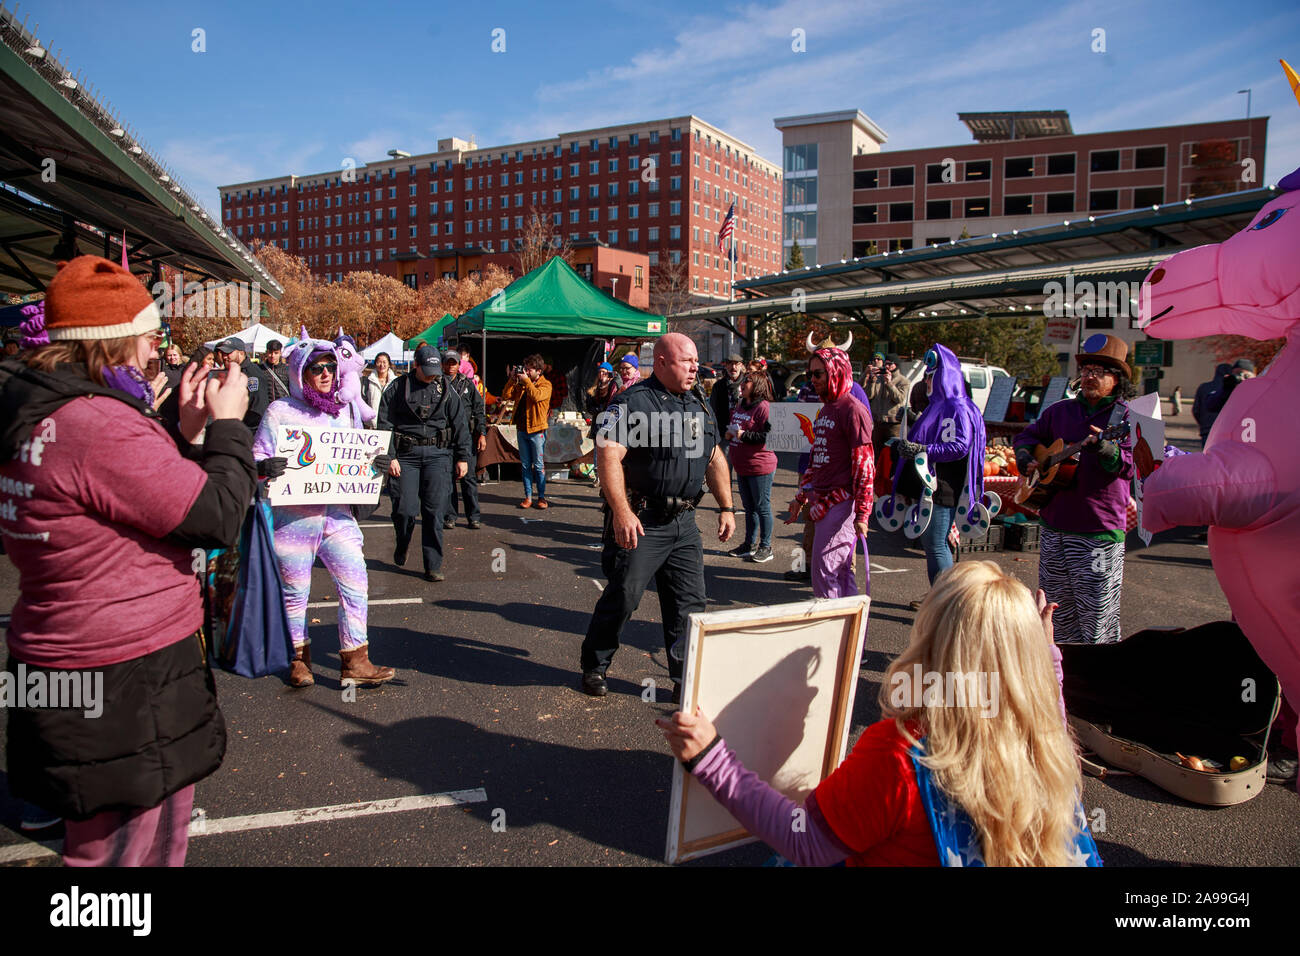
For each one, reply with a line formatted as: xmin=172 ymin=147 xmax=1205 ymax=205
xmin=896 ymin=357 xmax=1010 ymax=414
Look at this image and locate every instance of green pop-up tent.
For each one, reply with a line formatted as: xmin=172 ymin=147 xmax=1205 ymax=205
xmin=407 ymin=313 xmax=457 ymax=351
xmin=451 ymin=256 xmax=666 ymax=411
xmin=452 ymin=257 xmax=665 ymax=338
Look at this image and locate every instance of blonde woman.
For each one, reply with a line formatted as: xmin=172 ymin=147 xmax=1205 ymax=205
xmin=657 ymin=561 xmax=1100 ymax=866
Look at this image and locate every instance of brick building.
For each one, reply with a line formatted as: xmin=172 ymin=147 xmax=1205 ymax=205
xmin=775 ymin=109 xmax=1267 ymax=266
xmin=218 ymin=116 xmax=783 ymax=315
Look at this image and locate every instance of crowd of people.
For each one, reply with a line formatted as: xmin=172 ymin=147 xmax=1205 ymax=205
xmin=0 ymin=255 xmax=1288 ymax=870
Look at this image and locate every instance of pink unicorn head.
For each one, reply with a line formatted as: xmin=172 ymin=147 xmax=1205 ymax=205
xmin=1138 ymin=167 xmax=1300 ymax=342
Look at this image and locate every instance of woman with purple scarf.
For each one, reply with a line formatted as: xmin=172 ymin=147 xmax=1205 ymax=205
xmin=891 ymin=345 xmax=986 ymax=595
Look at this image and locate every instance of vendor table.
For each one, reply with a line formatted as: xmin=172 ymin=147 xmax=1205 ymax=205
xmin=479 ymin=419 xmax=594 ymax=469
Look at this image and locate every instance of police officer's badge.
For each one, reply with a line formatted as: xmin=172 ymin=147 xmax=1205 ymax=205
xmin=248 ymin=377 xmax=259 ymax=392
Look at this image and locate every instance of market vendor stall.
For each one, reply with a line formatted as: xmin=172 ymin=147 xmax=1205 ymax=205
xmin=449 ymin=257 xmax=665 ymax=411
xmin=480 ymin=416 xmax=595 ymax=469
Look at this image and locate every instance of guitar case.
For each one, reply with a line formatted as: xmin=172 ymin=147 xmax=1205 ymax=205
xmin=1060 ymin=622 xmax=1280 ymax=806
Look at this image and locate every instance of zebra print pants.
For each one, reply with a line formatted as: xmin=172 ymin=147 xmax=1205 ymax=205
xmin=1038 ymin=528 xmax=1125 ymax=644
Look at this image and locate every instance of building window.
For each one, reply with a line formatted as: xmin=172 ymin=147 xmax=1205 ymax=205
xmin=887 ymin=202 xmax=914 ymax=222
xmin=960 ymin=160 xmax=990 ymax=181
xmin=853 ymin=169 xmax=878 ymax=189
xmin=669 ymin=225 xmax=681 ymax=239
xmin=784 ymin=178 xmax=817 ymax=205
xmin=925 ymin=200 xmax=956 ymax=221
xmin=608 ymin=206 xmax=619 ymax=221
xmin=609 ymin=159 xmax=619 ymax=173
xmin=852 ymin=204 xmax=878 ymax=224
xmin=589 ymin=208 xmax=599 ymax=222
xmin=889 ymin=166 xmax=914 ymax=187
xmin=670 ymin=176 xmax=681 ymax=190
xmin=1089 ymin=189 xmax=1119 ymax=211
xmin=1047 ymin=153 xmax=1076 ymax=176
xmin=1004 ymin=195 xmax=1033 ymax=215
xmin=1046 ymin=192 xmax=1074 ymax=213
xmin=1005 ymin=157 xmax=1034 ymax=178
xmin=783 ymin=143 xmax=818 ymax=173
xmin=964 ymin=197 xmax=990 ymax=217
xmin=1135 ymin=146 xmax=1165 ymax=169
xmin=570 ymin=209 xmax=580 ymax=223
xmin=608 ymin=182 xmax=619 ymax=197
xmin=1134 ymin=186 xmax=1164 ymax=207
xmin=926 ymin=163 xmax=950 ymax=184
xmin=588 ymin=184 xmax=599 ymax=199
xmin=648 ymin=227 xmax=659 ymax=242
xmin=1090 ymin=150 xmax=1120 ymax=172
xmin=669 ymin=200 xmax=681 ymax=215
xmin=589 ymin=161 xmax=599 ymax=175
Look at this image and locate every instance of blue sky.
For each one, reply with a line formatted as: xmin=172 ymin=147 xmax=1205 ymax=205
xmin=18 ymin=0 xmax=1300 ymax=216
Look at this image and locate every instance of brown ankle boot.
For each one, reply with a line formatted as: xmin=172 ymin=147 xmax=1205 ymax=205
xmin=339 ymin=644 xmax=396 ymax=686
xmin=289 ymin=643 xmax=314 ymax=688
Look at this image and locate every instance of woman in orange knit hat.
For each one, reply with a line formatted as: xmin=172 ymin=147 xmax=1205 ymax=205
xmin=0 ymin=256 xmax=256 ymax=867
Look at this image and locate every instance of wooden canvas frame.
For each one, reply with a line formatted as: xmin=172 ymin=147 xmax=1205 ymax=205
xmin=665 ymin=595 xmax=870 ymax=864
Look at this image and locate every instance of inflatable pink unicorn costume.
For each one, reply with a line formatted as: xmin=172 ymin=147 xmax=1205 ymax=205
xmin=1139 ymin=146 xmax=1300 ymax=765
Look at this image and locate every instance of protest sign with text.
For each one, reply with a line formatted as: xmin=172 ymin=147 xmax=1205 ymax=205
xmin=267 ymin=426 xmax=391 ymax=506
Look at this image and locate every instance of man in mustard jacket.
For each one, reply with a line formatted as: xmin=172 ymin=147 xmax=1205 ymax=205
xmin=502 ymin=354 xmax=553 ymax=508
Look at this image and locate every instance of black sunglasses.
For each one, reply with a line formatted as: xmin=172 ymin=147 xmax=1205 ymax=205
xmin=306 ymin=361 xmax=337 ymax=375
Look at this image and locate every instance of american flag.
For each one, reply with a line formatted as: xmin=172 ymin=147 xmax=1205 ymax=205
xmin=717 ymin=202 xmax=735 ymax=254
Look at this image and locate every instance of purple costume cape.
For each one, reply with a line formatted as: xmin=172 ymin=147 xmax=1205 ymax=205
xmin=893 ymin=343 xmax=984 ymax=502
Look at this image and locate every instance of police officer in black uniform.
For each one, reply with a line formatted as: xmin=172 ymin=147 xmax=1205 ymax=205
xmin=441 ymin=349 xmax=486 ymax=529
xmin=579 ymin=333 xmax=736 ymax=701
xmin=215 ymin=336 xmax=271 ymax=432
xmin=377 ymin=343 xmax=472 ymax=582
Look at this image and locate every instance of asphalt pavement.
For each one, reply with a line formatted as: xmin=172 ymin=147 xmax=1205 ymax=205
xmin=1 ymin=455 xmax=1297 ymax=867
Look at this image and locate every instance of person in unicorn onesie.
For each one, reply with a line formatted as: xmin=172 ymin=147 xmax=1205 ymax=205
xmin=252 ymin=329 xmax=395 ymax=688
xmin=1139 ymin=156 xmax=1300 ymax=779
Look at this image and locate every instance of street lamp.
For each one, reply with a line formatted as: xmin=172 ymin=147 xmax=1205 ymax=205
xmin=1238 ymin=88 xmax=1252 ymax=120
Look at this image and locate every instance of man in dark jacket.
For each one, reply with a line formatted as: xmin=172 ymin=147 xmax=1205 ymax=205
xmin=1192 ymin=363 xmax=1232 ymax=446
xmin=709 ymin=352 xmax=745 ymax=439
xmin=442 ymin=350 xmax=486 ymax=529
xmin=215 ymin=336 xmax=271 ymax=432
xmin=259 ymin=339 xmax=291 ymax=402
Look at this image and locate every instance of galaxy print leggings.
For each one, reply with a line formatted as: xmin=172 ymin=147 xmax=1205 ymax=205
xmin=271 ymin=504 xmax=368 ymax=650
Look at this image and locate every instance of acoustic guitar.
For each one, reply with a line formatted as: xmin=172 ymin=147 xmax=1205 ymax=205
xmin=1013 ymin=421 xmax=1131 ymax=509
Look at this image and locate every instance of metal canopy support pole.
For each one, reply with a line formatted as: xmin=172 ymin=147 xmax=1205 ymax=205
xmin=882 ymin=305 xmax=893 ymax=353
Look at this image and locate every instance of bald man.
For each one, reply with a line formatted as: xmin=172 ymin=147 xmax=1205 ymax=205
xmin=580 ymin=333 xmax=736 ymax=701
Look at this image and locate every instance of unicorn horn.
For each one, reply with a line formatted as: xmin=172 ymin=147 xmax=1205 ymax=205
xmin=1282 ymin=59 xmax=1300 ymax=108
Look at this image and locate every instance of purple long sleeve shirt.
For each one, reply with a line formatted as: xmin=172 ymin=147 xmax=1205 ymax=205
xmin=1014 ymin=396 xmax=1135 ymax=534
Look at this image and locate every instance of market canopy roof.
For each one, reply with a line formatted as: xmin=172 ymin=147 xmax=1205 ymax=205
xmin=362 ymin=331 xmax=414 ymax=364
xmin=453 ymin=257 xmax=665 ymax=338
xmin=0 ymin=13 xmax=282 ymax=296
xmin=673 ymin=186 xmax=1275 ymax=333
xmin=408 ymin=313 xmax=456 ymax=350
xmin=204 ymin=321 xmax=289 ymax=354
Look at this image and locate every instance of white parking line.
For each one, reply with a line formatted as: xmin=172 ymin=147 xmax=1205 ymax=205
xmin=306 ymin=598 xmax=425 ymax=608
xmin=869 ymin=563 xmax=910 ymax=574
xmin=191 ymin=789 xmax=488 ymax=836
xmin=0 ymin=788 xmax=489 ymax=864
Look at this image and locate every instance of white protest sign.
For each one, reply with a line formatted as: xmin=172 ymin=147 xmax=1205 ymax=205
xmin=1127 ymin=390 xmax=1165 ymax=548
xmin=763 ymin=402 xmax=822 ymax=454
xmin=266 ymin=426 xmax=391 ymax=506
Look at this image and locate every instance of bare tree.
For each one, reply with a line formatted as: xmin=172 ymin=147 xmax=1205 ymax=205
xmin=515 ymin=205 xmax=574 ymax=276
xmin=648 ymin=250 xmax=693 ymax=317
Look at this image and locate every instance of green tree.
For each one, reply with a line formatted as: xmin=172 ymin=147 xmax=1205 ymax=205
xmin=891 ymin=316 xmax=1059 ymax=384
xmin=785 ymin=242 xmax=805 ymax=271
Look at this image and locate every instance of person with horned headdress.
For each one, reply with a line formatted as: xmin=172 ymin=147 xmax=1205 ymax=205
xmin=785 ymin=338 xmax=874 ymax=598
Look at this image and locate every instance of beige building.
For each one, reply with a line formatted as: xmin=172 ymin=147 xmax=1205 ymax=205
xmin=772 ymin=110 xmax=888 ymax=267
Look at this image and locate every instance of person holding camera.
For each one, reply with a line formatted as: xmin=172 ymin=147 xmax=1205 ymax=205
xmin=867 ymin=352 xmax=910 ymax=451
xmin=502 ymin=354 xmax=553 ymax=509
xmin=377 ymin=343 xmax=472 ymax=582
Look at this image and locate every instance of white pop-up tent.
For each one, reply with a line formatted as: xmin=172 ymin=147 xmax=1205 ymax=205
xmin=204 ymin=321 xmax=290 ymax=355
xmin=361 ymin=331 xmax=415 ymax=365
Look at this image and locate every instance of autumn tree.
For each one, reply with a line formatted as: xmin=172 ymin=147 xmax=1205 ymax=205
xmin=649 ymin=251 xmax=694 ymax=318
xmin=1192 ymin=334 xmax=1284 ymax=371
